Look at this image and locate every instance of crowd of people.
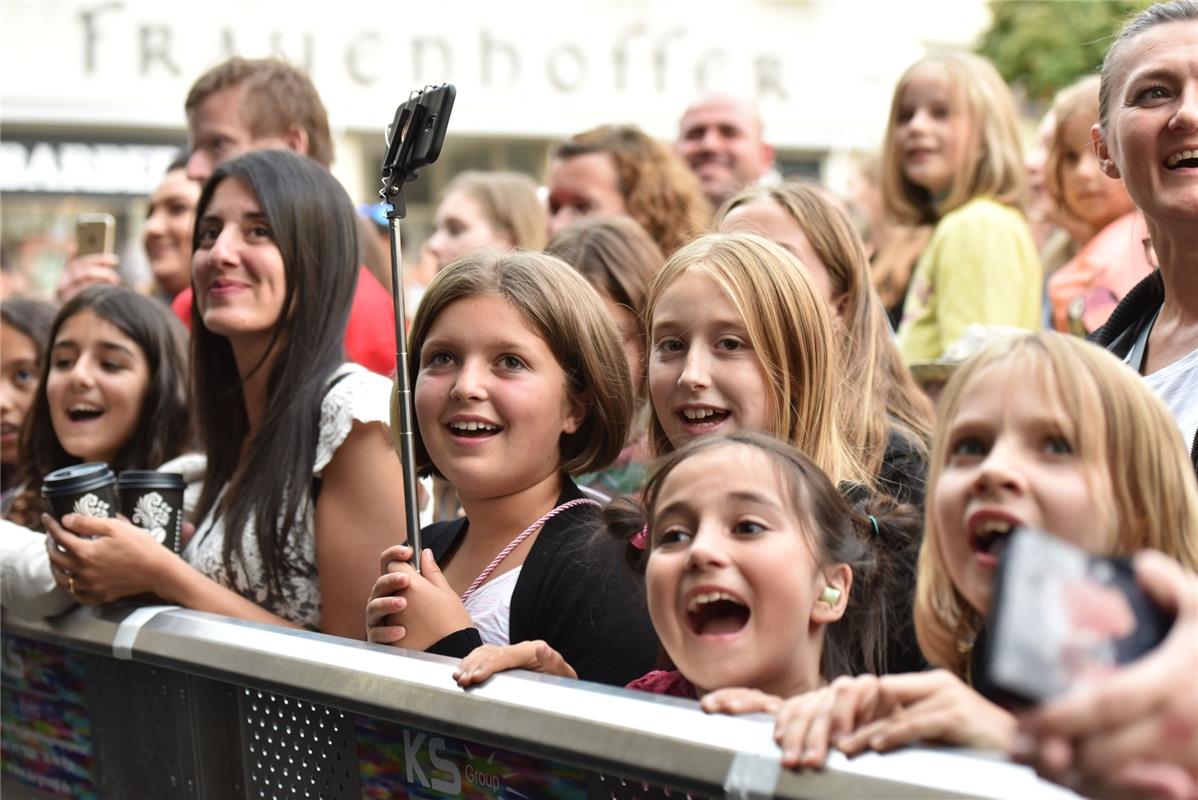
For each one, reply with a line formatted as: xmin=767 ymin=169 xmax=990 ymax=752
xmin=2 ymin=2 xmax=1198 ymax=798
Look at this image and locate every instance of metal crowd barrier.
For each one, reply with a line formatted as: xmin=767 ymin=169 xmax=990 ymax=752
xmin=1 ymin=602 xmax=1080 ymax=799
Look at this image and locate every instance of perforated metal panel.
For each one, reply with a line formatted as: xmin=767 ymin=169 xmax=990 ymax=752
xmin=240 ymin=688 xmax=359 ymax=800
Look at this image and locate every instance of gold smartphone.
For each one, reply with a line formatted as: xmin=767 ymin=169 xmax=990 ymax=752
xmin=75 ymin=213 xmax=116 ymax=257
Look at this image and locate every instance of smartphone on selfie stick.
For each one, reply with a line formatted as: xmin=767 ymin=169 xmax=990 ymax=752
xmin=379 ymin=84 xmax=456 ymax=572
xmin=977 ymin=526 xmax=1174 ymax=708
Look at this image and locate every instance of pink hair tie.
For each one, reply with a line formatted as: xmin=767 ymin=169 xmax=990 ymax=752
xmin=630 ymin=525 xmax=648 ymax=551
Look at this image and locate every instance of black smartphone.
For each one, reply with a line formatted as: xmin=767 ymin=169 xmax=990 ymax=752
xmin=383 ymin=84 xmax=455 ymax=176
xmin=977 ymin=527 xmax=1174 ymax=708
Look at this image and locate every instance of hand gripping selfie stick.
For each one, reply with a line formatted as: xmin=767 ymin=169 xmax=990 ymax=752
xmin=379 ymin=84 xmax=456 ymax=572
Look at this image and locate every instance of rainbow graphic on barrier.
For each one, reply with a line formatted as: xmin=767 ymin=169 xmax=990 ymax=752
xmin=0 ymin=635 xmax=98 ymax=799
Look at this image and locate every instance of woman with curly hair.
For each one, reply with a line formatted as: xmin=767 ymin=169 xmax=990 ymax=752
xmin=547 ymin=124 xmax=711 ymax=255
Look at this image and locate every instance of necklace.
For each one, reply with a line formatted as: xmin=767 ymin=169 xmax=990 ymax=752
xmin=459 ymin=498 xmax=599 ymax=603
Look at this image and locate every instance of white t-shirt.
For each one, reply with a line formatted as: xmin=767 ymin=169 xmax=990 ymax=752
xmin=462 ymin=567 xmax=521 ymax=646
xmin=1143 ymin=346 xmax=1198 ymax=455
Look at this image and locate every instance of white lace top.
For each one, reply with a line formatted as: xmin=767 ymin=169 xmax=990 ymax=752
xmin=182 ymin=364 xmax=392 ymax=629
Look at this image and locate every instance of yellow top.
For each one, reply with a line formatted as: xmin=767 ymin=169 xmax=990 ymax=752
xmin=898 ymin=198 xmax=1042 ymax=363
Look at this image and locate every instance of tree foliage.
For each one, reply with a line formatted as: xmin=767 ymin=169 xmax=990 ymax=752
xmin=976 ymin=1 xmax=1153 ymax=103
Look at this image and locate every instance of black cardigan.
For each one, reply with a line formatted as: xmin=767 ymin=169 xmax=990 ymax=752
xmin=423 ymin=477 xmax=659 ymax=687
xmin=1089 ymin=271 xmax=1198 ymax=479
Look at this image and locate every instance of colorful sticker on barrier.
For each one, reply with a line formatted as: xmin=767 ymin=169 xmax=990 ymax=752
xmin=356 ymin=716 xmax=588 ymax=799
xmin=0 ymin=635 xmax=98 ymax=799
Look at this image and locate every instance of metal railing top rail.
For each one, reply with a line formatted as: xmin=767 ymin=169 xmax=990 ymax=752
xmin=2 ymin=603 xmax=1080 ymax=800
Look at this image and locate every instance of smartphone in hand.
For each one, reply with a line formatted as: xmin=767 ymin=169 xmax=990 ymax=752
xmin=977 ymin=527 xmax=1174 ymax=708
xmin=75 ymin=213 xmax=115 ymax=257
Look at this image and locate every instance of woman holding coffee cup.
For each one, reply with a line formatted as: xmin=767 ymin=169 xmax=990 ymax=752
xmin=6 ymin=285 xmax=194 ymax=530
xmin=1 ymin=286 xmax=196 ymax=617
xmin=43 ymin=150 xmax=406 ymax=641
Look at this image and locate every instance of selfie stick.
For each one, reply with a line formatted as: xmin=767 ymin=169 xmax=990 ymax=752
xmin=379 ymin=84 xmax=456 ymax=573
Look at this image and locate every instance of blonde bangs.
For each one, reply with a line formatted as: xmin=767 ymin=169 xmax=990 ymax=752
xmin=883 ymin=53 xmax=1027 ymax=224
xmin=916 ymin=332 xmax=1198 ymax=675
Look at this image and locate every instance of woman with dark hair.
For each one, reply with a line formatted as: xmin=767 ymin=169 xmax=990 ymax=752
xmin=1 ymin=298 xmax=56 ymax=508
xmin=43 ymin=150 xmax=406 ymax=639
xmin=2 ymin=286 xmax=194 ymax=620
xmin=5 ymin=286 xmax=192 ymax=527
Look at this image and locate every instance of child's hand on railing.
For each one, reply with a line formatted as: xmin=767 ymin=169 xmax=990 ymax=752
xmin=699 ymin=687 xmax=782 ymax=716
xmin=453 ymin=641 xmax=577 ymax=687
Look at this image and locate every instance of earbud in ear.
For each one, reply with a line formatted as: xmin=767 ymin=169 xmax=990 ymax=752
xmin=819 ymin=586 xmax=841 ymax=606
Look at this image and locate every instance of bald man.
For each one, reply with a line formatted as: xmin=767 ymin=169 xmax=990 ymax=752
xmin=675 ymin=93 xmax=776 ymax=207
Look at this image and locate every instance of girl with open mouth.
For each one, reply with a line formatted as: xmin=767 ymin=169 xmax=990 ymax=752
xmin=366 ymin=251 xmax=657 ymax=687
xmin=643 ymin=233 xmax=873 ymax=489
xmin=5 ymin=286 xmax=192 ymax=532
xmin=2 ymin=286 xmax=194 ymax=620
xmin=758 ymin=333 xmax=1198 ymax=770
xmin=447 ymin=433 xmax=918 ymax=719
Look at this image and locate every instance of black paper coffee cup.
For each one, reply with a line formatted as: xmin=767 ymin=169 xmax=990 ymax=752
xmin=118 ymin=471 xmax=185 ymax=554
xmin=42 ymin=463 xmax=119 ymax=522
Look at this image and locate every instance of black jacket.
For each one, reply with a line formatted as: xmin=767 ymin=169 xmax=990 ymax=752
xmin=424 ymin=477 xmax=659 ymax=687
xmin=1089 ymin=271 xmax=1198 ymax=480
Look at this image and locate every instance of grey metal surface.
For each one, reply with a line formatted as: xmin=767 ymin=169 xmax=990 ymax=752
xmin=3 ymin=606 xmax=1081 ymax=800
xmin=83 ymin=657 xmax=241 ymax=799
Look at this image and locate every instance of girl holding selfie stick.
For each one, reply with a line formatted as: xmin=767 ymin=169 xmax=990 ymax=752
xmin=365 ymin=251 xmax=657 ymax=686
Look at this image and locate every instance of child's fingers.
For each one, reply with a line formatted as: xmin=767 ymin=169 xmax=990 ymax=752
xmin=365 ymin=624 xmax=406 ymax=645
xmin=872 ymin=670 xmax=951 ymax=707
xmin=365 ymin=595 xmax=406 ymax=628
xmin=453 ymin=643 xmax=531 ymax=687
xmin=825 ymin=677 xmax=876 ymax=745
xmin=860 ymin=700 xmax=952 ymax=752
xmin=796 ymin=687 xmax=839 ymax=768
xmin=836 ymin=715 xmax=890 ymax=754
xmin=532 ymin=641 xmax=576 ymax=680
xmin=453 ymin=646 xmax=494 ymax=685
xmin=699 ymin=688 xmax=746 ymax=714
xmin=419 ymin=549 xmax=453 ymax=591
xmin=774 ymin=694 xmax=825 ymax=768
xmin=700 ymin=688 xmax=780 ymax=716
xmin=380 ymin=544 xmax=414 ymax=573
xmin=368 ymin=572 xmax=410 ymax=601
